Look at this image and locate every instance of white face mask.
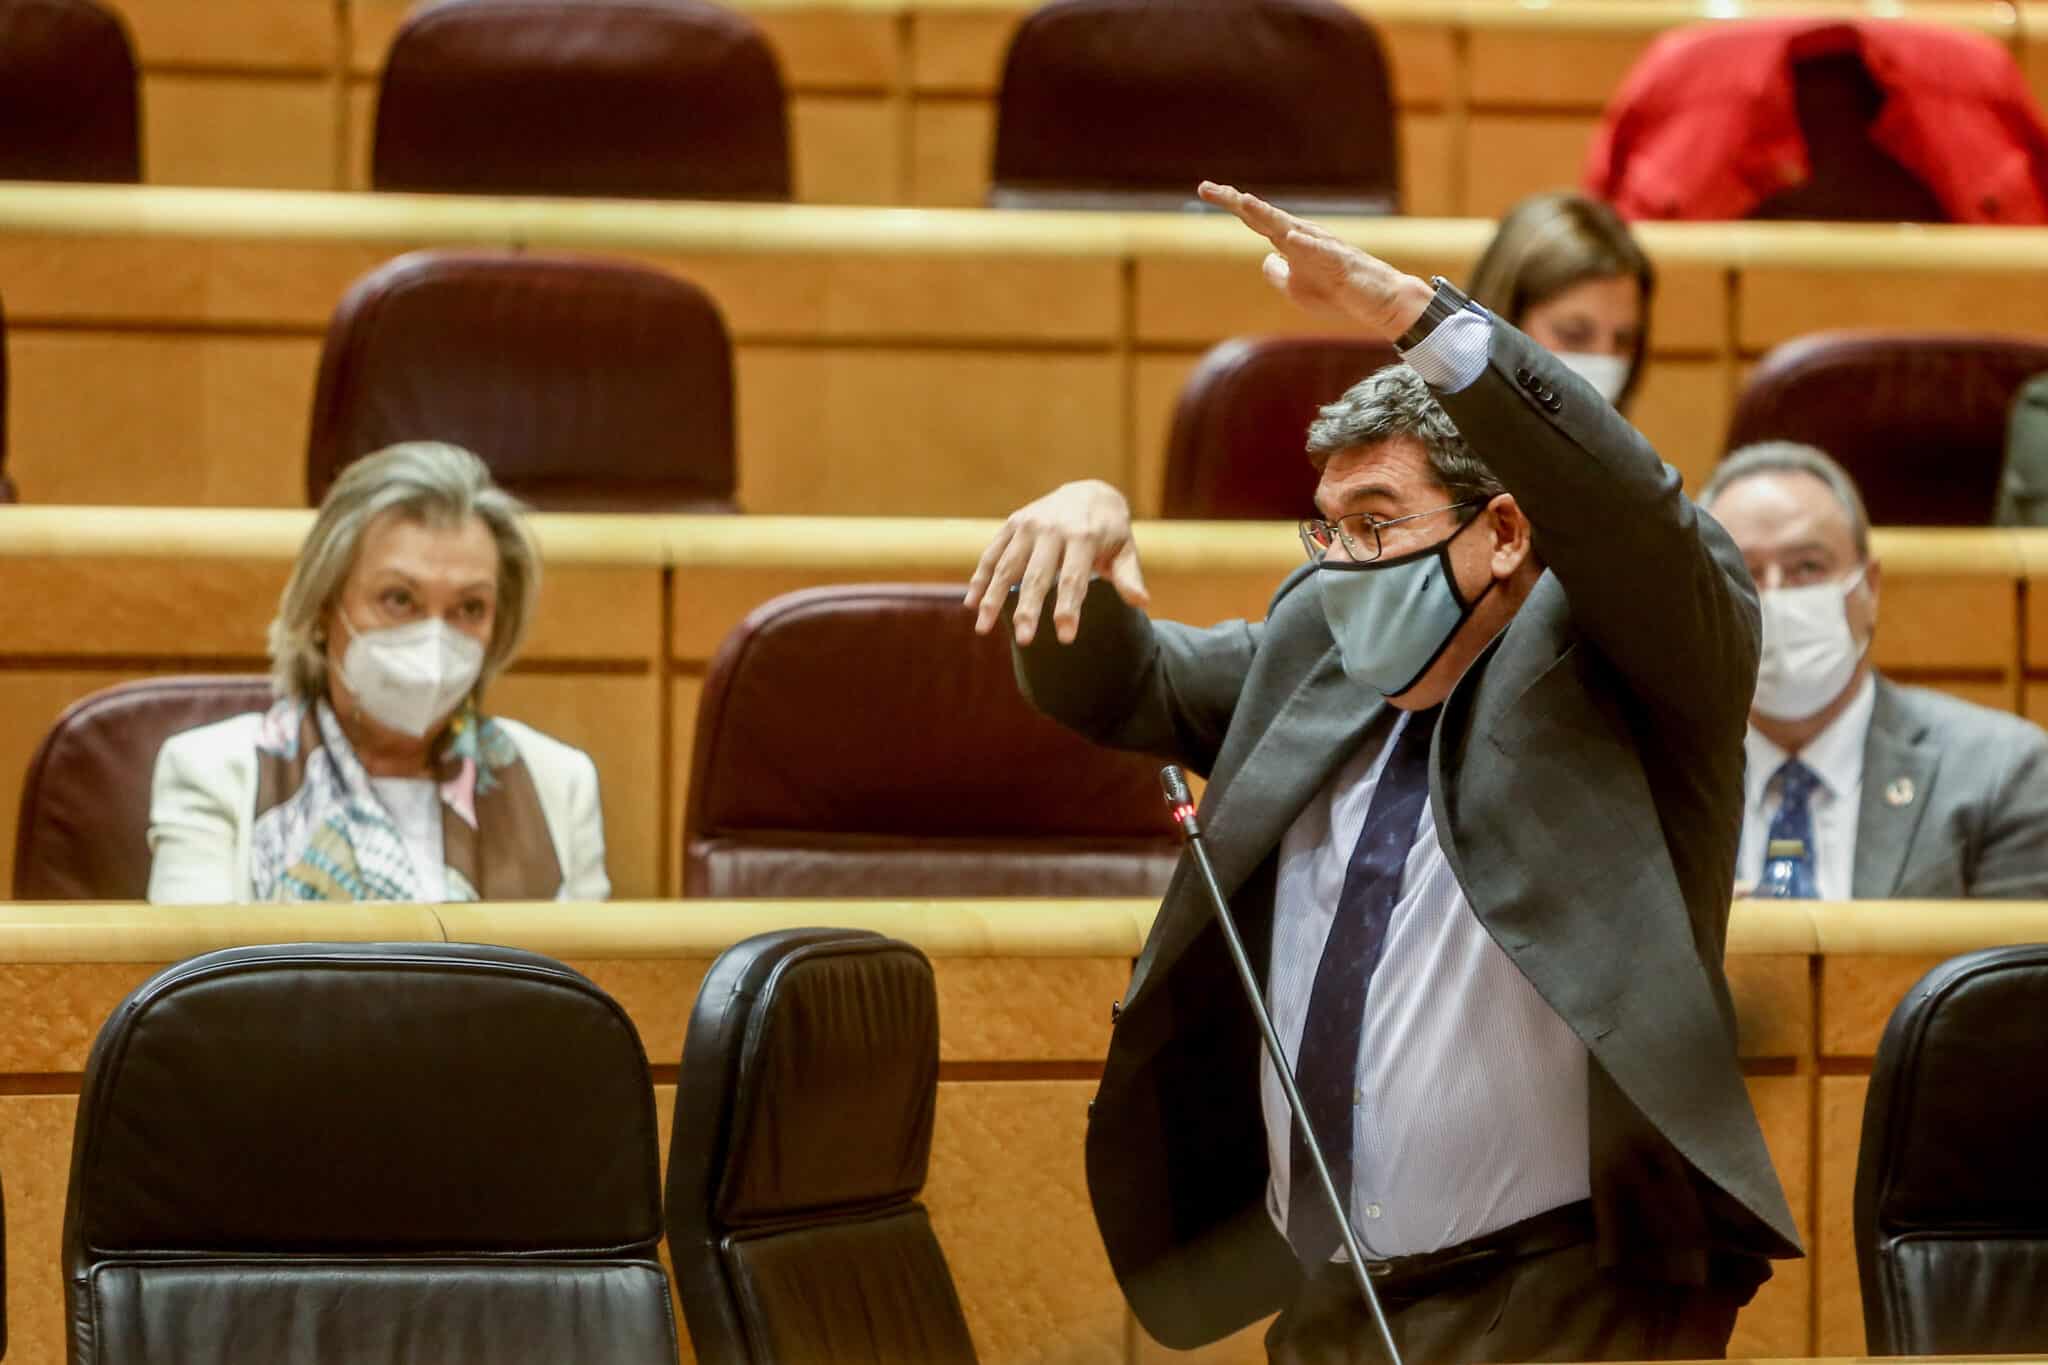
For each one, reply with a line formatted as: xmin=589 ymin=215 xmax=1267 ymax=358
xmin=1753 ymin=567 xmax=1869 ymax=721
xmin=1555 ymin=352 xmax=1631 ymax=405
xmin=339 ymin=616 xmax=486 ymax=738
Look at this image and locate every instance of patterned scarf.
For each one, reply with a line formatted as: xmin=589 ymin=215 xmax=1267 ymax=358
xmin=248 ymin=697 xmax=564 ymax=902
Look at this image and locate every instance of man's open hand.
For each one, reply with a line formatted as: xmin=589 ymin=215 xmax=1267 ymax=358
xmin=965 ymin=480 xmax=1149 ymax=646
xmin=1199 ymin=181 xmax=1435 ymax=339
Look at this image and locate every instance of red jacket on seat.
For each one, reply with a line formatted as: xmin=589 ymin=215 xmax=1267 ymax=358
xmin=1583 ymin=18 xmax=2048 ymax=223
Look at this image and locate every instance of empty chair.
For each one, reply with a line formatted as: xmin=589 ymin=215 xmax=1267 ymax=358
xmin=14 ymin=676 xmax=271 ymax=900
xmin=1722 ymin=331 xmax=2048 ymax=525
xmin=1585 ymin=19 xmax=2048 ymax=223
xmin=684 ymin=584 xmax=1181 ymax=896
xmin=990 ymin=0 xmax=1398 ymax=213
xmin=373 ymin=0 xmax=789 ymax=200
xmin=667 ymin=928 xmax=976 ymax=1364
xmin=1162 ymin=336 xmax=1399 ymax=519
xmin=308 ymin=250 xmax=737 ymax=511
xmin=66 ymin=941 xmax=676 ymax=1365
xmin=1855 ymin=943 xmax=2048 ymax=1353
xmin=0 ymin=0 xmax=139 ymax=183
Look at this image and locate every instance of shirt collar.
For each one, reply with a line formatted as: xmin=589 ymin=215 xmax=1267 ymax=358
xmin=1744 ymin=671 xmax=1878 ymax=807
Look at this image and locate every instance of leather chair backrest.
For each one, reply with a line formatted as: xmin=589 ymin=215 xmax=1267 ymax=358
xmin=666 ymin=929 xmax=976 ymax=1364
xmin=1722 ymin=330 xmax=2048 ymax=525
xmin=683 ymin=584 xmax=1182 ymax=896
xmin=308 ymin=250 xmax=737 ymax=511
xmin=1855 ymin=943 xmax=2048 ymax=1354
xmin=1162 ymin=336 xmax=1401 ymax=519
xmin=66 ymin=941 xmax=675 ymax=1365
xmin=373 ymin=0 xmax=789 ymax=200
xmin=0 ymin=0 xmax=139 ymax=183
xmin=1748 ymin=47 xmax=1947 ymax=222
xmin=15 ymin=676 xmax=273 ymax=900
xmin=990 ymin=0 xmax=1398 ymax=213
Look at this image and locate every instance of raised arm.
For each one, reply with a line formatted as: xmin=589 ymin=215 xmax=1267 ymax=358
xmin=1199 ymin=182 xmax=1757 ymax=729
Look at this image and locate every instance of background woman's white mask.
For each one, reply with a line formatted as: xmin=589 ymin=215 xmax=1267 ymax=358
xmin=1555 ymin=352 xmax=1631 ymax=405
xmin=1753 ymin=567 xmax=1868 ymax=721
xmin=340 ymin=617 xmax=485 ymax=737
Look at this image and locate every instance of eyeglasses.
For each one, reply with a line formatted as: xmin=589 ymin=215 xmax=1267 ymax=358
xmin=1299 ymin=499 xmax=1485 ymax=563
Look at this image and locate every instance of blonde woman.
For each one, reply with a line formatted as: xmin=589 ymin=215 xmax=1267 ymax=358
xmin=147 ymin=442 xmax=608 ymax=903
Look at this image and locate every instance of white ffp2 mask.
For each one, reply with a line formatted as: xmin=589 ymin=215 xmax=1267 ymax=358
xmin=1753 ymin=567 xmax=1868 ymax=721
xmin=1555 ymin=352 xmax=1631 ymax=405
xmin=340 ymin=617 xmax=485 ymax=738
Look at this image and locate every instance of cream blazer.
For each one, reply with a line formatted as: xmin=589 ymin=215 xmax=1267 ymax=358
xmin=146 ymin=713 xmax=611 ymax=904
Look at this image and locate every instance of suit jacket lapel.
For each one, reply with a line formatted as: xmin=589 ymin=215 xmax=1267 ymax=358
xmin=1124 ymin=642 xmax=1390 ymax=1005
xmin=1853 ymin=679 xmax=1938 ymax=897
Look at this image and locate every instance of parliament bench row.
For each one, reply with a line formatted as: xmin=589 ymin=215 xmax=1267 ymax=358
xmin=28 ymin=0 xmax=2047 ymax=213
xmin=0 ymin=512 xmax=2033 ymax=902
xmin=6 ymin=187 xmax=2048 ymax=517
xmin=0 ymin=897 xmax=2034 ymax=1360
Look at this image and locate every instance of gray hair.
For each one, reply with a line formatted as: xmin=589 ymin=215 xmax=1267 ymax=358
xmin=268 ymin=442 xmax=541 ymax=701
xmin=1700 ymin=441 xmax=1871 ymax=559
xmin=1305 ymin=363 xmax=1505 ymax=504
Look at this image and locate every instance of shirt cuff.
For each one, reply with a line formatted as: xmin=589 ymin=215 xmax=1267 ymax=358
xmin=1398 ymin=306 xmax=1491 ymax=394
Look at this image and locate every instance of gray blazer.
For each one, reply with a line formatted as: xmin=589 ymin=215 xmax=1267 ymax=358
xmin=1856 ymin=677 xmax=2048 ymax=898
xmin=1014 ymin=324 xmax=1802 ymax=1349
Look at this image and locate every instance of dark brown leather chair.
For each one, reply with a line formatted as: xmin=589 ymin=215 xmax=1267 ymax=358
xmin=14 ymin=676 xmax=272 ymax=901
xmin=666 ymin=928 xmax=976 ymax=1364
xmin=1162 ymin=336 xmax=1400 ymax=519
xmin=373 ymin=0 xmax=789 ymax=200
xmin=65 ymin=941 xmax=676 ymax=1365
xmin=308 ymin=250 xmax=737 ymax=511
xmin=0 ymin=0 xmax=140 ymax=183
xmin=1723 ymin=331 xmax=2048 ymax=525
xmin=990 ymin=0 xmax=1398 ymax=213
xmin=1854 ymin=943 xmax=2048 ymax=1354
xmin=683 ymin=585 xmax=1182 ymax=896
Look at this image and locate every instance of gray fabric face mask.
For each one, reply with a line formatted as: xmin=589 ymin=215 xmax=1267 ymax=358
xmin=1317 ymin=514 xmax=1493 ymax=697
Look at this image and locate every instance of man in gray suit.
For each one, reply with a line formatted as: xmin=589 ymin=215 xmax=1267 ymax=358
xmin=964 ymin=184 xmax=1799 ymax=1362
xmin=1701 ymin=441 xmax=2048 ymax=899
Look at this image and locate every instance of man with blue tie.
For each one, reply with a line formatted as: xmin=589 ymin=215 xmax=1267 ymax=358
xmin=966 ymin=184 xmax=1800 ymax=1363
xmin=1701 ymin=442 xmax=2048 ymax=900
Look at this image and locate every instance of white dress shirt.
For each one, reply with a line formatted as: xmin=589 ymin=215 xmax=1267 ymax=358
xmin=1738 ymin=673 xmax=1876 ymax=899
xmin=1264 ymin=709 xmax=1593 ymax=1259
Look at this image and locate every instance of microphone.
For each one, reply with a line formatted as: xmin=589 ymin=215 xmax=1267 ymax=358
xmin=1155 ymin=765 xmax=1404 ymax=1365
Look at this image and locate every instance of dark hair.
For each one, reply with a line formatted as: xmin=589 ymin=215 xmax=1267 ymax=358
xmin=1306 ymin=363 xmax=1504 ymax=504
xmin=1466 ymin=191 xmax=1654 ymax=409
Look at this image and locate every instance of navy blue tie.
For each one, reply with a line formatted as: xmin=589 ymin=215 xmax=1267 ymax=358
xmin=1286 ymin=705 xmax=1438 ymax=1266
xmin=1761 ymin=758 xmax=1821 ymax=899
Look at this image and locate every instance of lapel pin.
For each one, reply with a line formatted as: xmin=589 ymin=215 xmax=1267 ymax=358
xmin=1885 ymin=777 xmax=1915 ymax=808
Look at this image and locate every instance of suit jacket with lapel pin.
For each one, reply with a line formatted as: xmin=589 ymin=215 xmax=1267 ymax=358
xmin=1013 ymin=319 xmax=1803 ymax=1349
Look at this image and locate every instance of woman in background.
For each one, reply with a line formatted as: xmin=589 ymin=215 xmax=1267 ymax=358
xmin=147 ymin=441 xmax=608 ymax=903
xmin=1467 ymin=191 xmax=1654 ymax=411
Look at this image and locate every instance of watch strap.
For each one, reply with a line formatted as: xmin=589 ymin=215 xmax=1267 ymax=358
xmin=1395 ymin=276 xmax=1471 ymax=351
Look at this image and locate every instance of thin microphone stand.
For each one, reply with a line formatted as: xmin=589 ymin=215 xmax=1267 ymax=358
xmin=1157 ymin=764 xmax=1405 ymax=1365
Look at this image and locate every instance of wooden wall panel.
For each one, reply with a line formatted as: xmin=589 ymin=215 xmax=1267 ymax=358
xmin=1869 ymin=576 xmax=2015 ymax=673
xmin=8 ymin=333 xmax=318 ymax=508
xmin=0 ymin=1094 xmax=84 ymax=1365
xmin=143 ymin=75 xmax=342 ymax=190
xmin=1460 ymin=113 xmax=1602 ymax=219
xmin=346 ymin=80 xmax=377 ymax=191
xmin=1464 ymin=26 xmax=1651 ymax=109
xmin=1739 ymin=268 xmax=2048 ymax=351
xmin=1398 ymin=111 xmax=1455 ymax=219
xmin=927 ymin=1080 xmax=1126 ymax=1363
xmin=791 ymin=96 xmax=906 ymax=205
xmin=910 ymin=100 xmax=995 ymax=207
xmin=734 ymin=348 xmax=1126 ymax=515
xmin=112 ymin=0 xmax=338 ymax=71
xmin=1733 ymin=1074 xmax=1813 ymax=1358
xmin=1131 ymin=351 xmax=1205 ymax=521
xmin=909 ymin=9 xmax=1016 ymax=93
xmin=0 ymin=235 xmax=387 ymax=327
xmin=1632 ymin=356 xmax=1732 ymax=491
xmin=1816 ymin=1074 xmax=1872 ymax=1356
xmin=749 ymin=8 xmax=903 ymax=92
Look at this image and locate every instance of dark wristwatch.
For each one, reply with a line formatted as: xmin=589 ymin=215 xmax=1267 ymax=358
xmin=1394 ymin=276 xmax=1470 ymax=351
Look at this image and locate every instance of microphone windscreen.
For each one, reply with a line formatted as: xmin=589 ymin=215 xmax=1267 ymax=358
xmin=1158 ymin=765 xmax=1193 ymax=807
